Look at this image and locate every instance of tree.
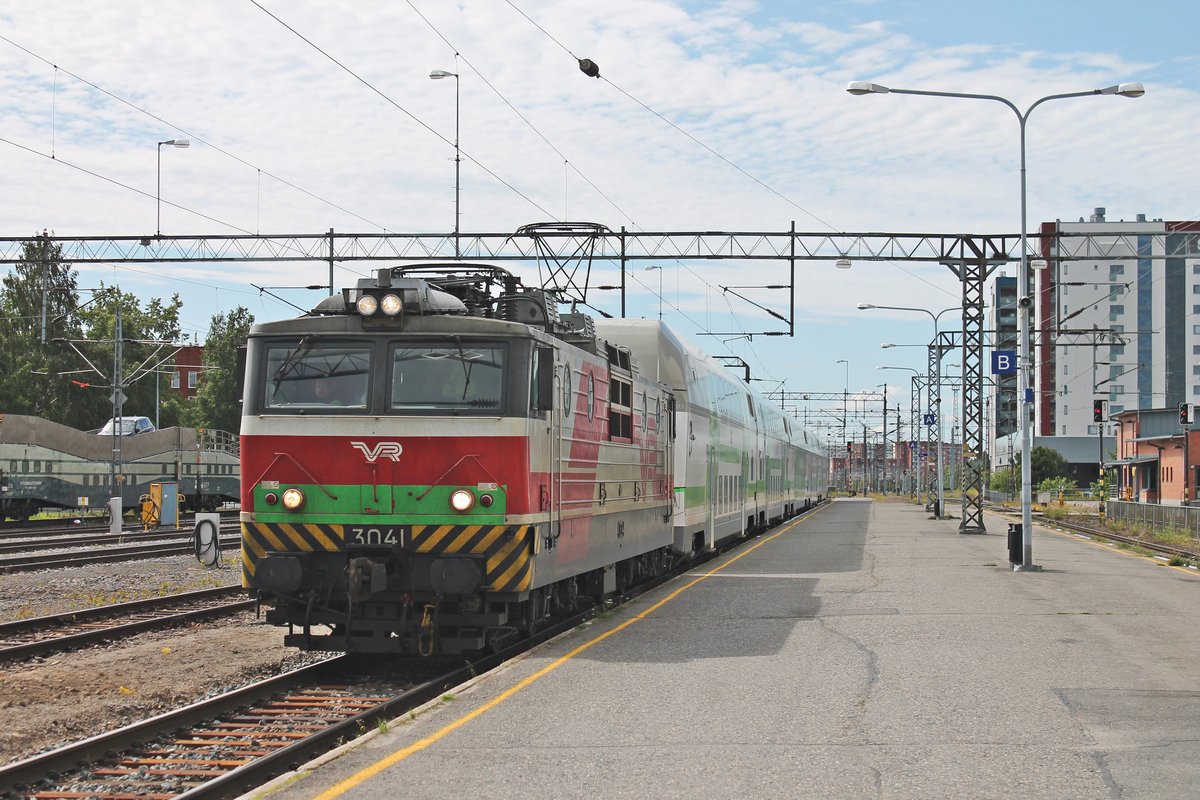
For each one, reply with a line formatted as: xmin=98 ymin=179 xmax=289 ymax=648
xmin=72 ymin=285 xmax=184 ymax=431
xmin=1011 ymin=446 xmax=1071 ymax=487
xmin=990 ymin=466 xmax=1016 ymax=494
xmin=184 ymin=307 xmax=254 ymax=434
xmin=0 ymin=235 xmax=85 ymax=423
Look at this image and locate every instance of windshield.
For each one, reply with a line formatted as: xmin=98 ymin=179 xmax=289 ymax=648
xmin=390 ymin=342 xmax=505 ymax=413
xmin=263 ymin=341 xmax=371 ymax=410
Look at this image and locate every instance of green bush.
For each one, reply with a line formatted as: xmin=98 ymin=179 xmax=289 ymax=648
xmin=1037 ymin=476 xmax=1077 ymax=494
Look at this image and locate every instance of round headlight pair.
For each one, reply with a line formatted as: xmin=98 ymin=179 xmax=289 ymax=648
xmin=356 ymin=293 xmax=403 ymax=317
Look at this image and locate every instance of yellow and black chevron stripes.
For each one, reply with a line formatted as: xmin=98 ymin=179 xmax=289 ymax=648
xmin=241 ymin=521 xmax=533 ymax=594
xmin=410 ymin=524 xmax=533 ymax=593
xmin=241 ymin=521 xmax=344 ymax=584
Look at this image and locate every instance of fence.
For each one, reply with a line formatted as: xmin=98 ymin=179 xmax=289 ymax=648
xmin=1106 ymin=500 xmax=1200 ymax=540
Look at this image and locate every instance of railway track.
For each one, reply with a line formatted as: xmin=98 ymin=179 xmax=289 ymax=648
xmin=0 ymin=529 xmax=197 ymax=554
xmin=987 ymin=505 xmax=1199 ymax=562
xmin=0 ymin=585 xmax=254 ymax=662
xmin=0 ymin=513 xmax=237 ymax=541
xmin=0 ymin=502 xmax=828 ymax=799
xmin=1048 ymin=517 xmax=1199 ymax=562
xmin=0 ymin=524 xmax=242 ymax=574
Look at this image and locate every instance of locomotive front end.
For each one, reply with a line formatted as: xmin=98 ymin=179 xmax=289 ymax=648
xmin=240 ymin=269 xmax=547 ymax=654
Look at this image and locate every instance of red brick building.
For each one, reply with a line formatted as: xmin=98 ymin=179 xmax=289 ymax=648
xmin=171 ymin=345 xmax=204 ymax=400
xmin=1110 ymin=408 xmax=1199 ymax=505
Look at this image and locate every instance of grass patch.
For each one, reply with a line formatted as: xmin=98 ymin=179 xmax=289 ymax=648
xmin=1153 ymin=526 xmax=1196 ymax=548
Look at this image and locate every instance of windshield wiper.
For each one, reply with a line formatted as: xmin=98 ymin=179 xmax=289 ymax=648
xmin=454 ymin=337 xmax=472 ymax=401
xmin=271 ymin=335 xmax=312 ymax=398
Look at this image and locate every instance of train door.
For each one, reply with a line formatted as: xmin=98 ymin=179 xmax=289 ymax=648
xmin=550 ymin=358 xmax=569 ymax=549
xmin=705 ymin=443 xmax=716 ymax=552
xmin=739 ymin=450 xmax=749 ymax=537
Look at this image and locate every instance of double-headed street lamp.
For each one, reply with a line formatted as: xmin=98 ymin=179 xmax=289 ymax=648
xmin=860 ymin=303 xmax=961 ymax=518
xmin=848 ymin=80 xmax=1144 ymax=569
xmin=430 ymin=68 xmax=461 ymax=258
xmin=156 ymin=139 xmax=190 ymax=237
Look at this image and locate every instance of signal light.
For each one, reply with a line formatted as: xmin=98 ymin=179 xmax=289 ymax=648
xmin=1180 ymin=403 xmax=1192 ymax=427
xmin=1093 ymin=399 xmax=1107 ymax=422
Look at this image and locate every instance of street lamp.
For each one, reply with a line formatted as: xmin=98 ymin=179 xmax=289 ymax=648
xmin=430 ymin=68 xmax=461 ymax=257
xmin=848 ymin=79 xmax=1144 ymax=569
xmin=880 ymin=365 xmax=922 ymax=497
xmin=837 ymin=359 xmax=849 ymax=491
xmin=156 ymin=139 xmax=190 ymax=236
xmin=644 ymin=265 xmax=663 ymax=320
xmin=859 ymin=303 xmax=961 ymax=518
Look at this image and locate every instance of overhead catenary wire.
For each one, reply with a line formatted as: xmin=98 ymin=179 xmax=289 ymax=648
xmin=0 ymin=32 xmax=394 ymax=235
xmin=501 ymin=0 xmax=957 ymax=303
xmin=249 ymin=0 xmax=556 ymax=221
xmin=406 ymin=0 xmax=790 ymax=378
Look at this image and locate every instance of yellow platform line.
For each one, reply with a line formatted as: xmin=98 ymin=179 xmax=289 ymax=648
xmin=312 ymin=505 xmax=829 ymax=800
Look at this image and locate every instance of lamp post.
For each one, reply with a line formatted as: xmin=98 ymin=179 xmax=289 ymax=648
xmin=429 ymin=68 xmax=461 ymax=257
xmin=156 ymin=139 xmax=190 ymax=236
xmin=880 ymin=365 xmax=921 ymax=496
xmin=836 ymin=359 xmax=849 ymax=491
xmin=645 ymin=265 xmax=663 ymax=319
xmin=848 ymin=79 xmax=1144 ymax=567
xmin=860 ymin=303 xmax=961 ymax=518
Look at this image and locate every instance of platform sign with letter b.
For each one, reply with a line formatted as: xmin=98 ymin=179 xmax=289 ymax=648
xmin=991 ymin=350 xmax=1017 ymax=376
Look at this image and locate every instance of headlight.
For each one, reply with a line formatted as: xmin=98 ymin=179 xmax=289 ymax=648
xmin=449 ymin=489 xmax=475 ymax=512
xmin=380 ymin=293 xmax=403 ymax=316
xmin=356 ymin=294 xmax=379 ymax=316
xmin=281 ymin=488 xmax=306 ymax=511
xmin=263 ymin=491 xmax=278 ymax=506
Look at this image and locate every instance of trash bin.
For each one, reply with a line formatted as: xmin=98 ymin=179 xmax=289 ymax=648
xmin=1007 ymin=523 xmax=1023 ymax=566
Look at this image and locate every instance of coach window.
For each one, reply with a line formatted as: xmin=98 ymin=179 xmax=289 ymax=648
xmin=390 ymin=340 xmax=506 ymax=414
xmin=586 ymin=373 xmax=595 ymax=421
xmin=263 ymin=341 xmax=371 ymax=412
xmin=609 ymin=375 xmax=632 ymax=440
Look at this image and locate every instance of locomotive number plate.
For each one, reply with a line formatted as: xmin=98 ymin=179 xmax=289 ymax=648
xmin=349 ymin=526 xmax=406 ymax=546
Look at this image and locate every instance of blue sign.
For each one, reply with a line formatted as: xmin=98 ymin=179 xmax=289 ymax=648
xmin=923 ymin=412 xmax=937 ymax=427
xmin=991 ymin=350 xmax=1017 ymax=376
xmin=908 ymin=442 xmax=916 ymax=449
xmin=1024 ymin=387 xmax=1034 ymax=404
xmin=919 ymin=450 xmax=928 ymax=458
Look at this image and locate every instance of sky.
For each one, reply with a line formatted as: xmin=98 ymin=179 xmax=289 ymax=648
xmin=1 ymin=0 xmax=1197 ymax=437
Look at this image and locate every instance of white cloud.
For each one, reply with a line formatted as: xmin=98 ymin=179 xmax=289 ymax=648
xmin=0 ymin=0 xmax=1193 ymax=401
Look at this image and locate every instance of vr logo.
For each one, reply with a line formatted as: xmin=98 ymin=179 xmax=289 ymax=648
xmin=350 ymin=441 xmax=404 ymax=462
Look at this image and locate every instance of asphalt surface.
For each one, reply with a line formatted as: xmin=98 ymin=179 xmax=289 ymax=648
xmin=247 ymin=499 xmax=1200 ymax=800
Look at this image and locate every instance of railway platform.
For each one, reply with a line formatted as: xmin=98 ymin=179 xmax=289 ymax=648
xmin=249 ymin=498 xmax=1200 ymax=800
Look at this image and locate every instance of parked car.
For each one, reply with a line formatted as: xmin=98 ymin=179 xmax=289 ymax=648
xmin=97 ymin=416 xmax=157 ymax=436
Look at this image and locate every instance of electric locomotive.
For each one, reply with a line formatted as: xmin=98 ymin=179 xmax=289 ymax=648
xmin=240 ymin=264 xmax=826 ymax=655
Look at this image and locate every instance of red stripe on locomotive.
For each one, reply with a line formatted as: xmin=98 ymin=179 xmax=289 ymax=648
xmin=240 ymin=434 xmax=532 ymax=513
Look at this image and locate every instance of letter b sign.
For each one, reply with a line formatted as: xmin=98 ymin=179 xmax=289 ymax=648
xmin=991 ymin=350 xmax=1017 ymax=376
